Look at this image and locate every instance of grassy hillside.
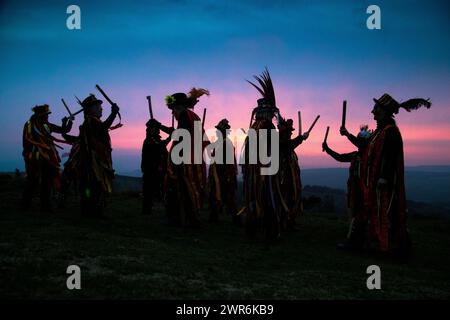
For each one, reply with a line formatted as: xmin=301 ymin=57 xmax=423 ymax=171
xmin=0 ymin=174 xmax=450 ymax=299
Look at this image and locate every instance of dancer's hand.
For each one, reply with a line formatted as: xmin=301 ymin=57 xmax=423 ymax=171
xmin=111 ymin=103 xmax=120 ymax=114
xmin=340 ymin=126 xmax=349 ymax=136
xmin=302 ymin=132 xmax=309 ymax=140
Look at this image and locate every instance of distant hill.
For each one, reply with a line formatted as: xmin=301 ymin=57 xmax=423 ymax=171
xmin=112 ymin=174 xmax=450 ymax=218
xmin=301 ymin=167 xmax=450 ymax=207
xmin=120 ymin=166 xmax=450 ymax=207
xmin=406 ymin=165 xmax=450 ymax=173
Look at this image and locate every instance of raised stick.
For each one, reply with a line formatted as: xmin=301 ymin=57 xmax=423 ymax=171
xmin=341 ymin=100 xmax=347 ymax=128
xmin=146 ymin=96 xmax=153 ymax=119
xmin=298 ymin=110 xmax=302 ymax=135
xmin=307 ymin=115 xmax=320 ymax=134
xmin=202 ymin=108 xmax=207 ymax=128
xmin=61 ymin=98 xmax=73 ymax=117
xmin=72 ymin=108 xmax=84 ymax=116
xmin=324 ymin=126 xmax=330 ymax=143
xmin=95 ymin=84 xmax=114 ymax=105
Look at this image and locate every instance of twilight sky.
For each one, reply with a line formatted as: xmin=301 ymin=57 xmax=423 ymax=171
xmin=1 ymin=0 xmax=449 ymax=174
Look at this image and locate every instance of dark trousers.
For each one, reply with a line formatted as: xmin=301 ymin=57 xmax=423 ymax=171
xmin=142 ymin=171 xmax=164 ymax=215
xmin=58 ymin=168 xmax=78 ymax=208
xmin=245 ymin=184 xmax=279 ymax=240
xmin=209 ymin=191 xmax=240 ymax=225
xmin=165 ymin=179 xmax=200 ymax=227
xmin=142 ymin=173 xmax=154 ymax=214
xmin=79 ymin=179 xmax=104 ymax=218
xmin=22 ymin=160 xmax=57 ymax=211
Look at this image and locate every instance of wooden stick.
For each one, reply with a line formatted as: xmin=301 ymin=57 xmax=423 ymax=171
xmin=72 ymin=108 xmax=84 ymax=116
xmin=73 ymin=95 xmax=84 ymax=115
xmin=341 ymin=100 xmax=347 ymax=128
xmin=307 ymin=115 xmax=320 ymax=134
xmin=298 ymin=110 xmax=302 ymax=135
xmin=95 ymin=84 xmax=114 ymax=105
xmin=202 ymin=108 xmax=207 ymax=128
xmin=146 ymin=96 xmax=153 ymax=119
xmin=61 ymin=98 xmax=73 ymax=117
xmin=74 ymin=95 xmax=82 ymax=106
xmin=324 ymin=126 xmax=330 ymax=143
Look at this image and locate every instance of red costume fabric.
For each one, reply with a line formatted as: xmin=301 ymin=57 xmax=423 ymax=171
xmin=21 ymin=115 xmax=70 ymax=210
xmin=241 ymin=119 xmax=281 ymax=239
xmin=165 ymin=109 xmax=208 ymax=225
xmin=279 ymin=134 xmax=304 ymax=229
xmin=22 ymin=118 xmax=64 ymax=190
xmin=361 ymin=122 xmax=409 ymax=252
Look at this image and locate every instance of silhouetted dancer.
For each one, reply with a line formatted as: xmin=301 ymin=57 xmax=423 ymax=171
xmin=141 ymin=118 xmax=170 ymax=215
xmin=208 ymin=119 xmax=240 ymax=225
xmin=240 ymin=69 xmax=283 ymax=241
xmin=278 ymin=117 xmax=309 ymax=231
xmin=77 ymin=94 xmax=120 ymax=218
xmin=161 ymin=88 xmax=210 ymax=228
xmin=352 ymin=94 xmax=429 ymax=255
xmin=21 ymin=104 xmax=72 ymax=213
xmin=322 ymin=125 xmax=371 ymax=251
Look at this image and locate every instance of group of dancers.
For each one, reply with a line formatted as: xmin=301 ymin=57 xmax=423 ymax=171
xmin=21 ymin=69 xmax=431 ymax=255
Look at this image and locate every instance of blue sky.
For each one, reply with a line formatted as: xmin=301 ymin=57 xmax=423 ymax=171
xmin=1 ymin=0 xmax=449 ymax=173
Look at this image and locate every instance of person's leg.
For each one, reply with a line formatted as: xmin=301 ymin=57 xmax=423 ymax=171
xmin=209 ymin=192 xmax=219 ymax=223
xmin=263 ymin=184 xmax=280 ymax=241
xmin=21 ymin=160 xmax=38 ymax=210
xmin=58 ymin=169 xmax=70 ymax=209
xmin=142 ymin=173 xmax=153 ymax=215
xmin=225 ymin=189 xmax=241 ymax=226
xmin=79 ymin=179 xmax=91 ymax=217
xmin=40 ymin=162 xmax=54 ymax=212
xmin=165 ymin=180 xmax=181 ymax=226
xmin=155 ymin=171 xmax=164 ymax=202
xmin=185 ymin=195 xmax=201 ymax=228
xmin=90 ymin=181 xmax=104 ymax=218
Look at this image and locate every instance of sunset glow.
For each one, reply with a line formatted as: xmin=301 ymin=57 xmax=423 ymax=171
xmin=1 ymin=0 xmax=449 ymax=173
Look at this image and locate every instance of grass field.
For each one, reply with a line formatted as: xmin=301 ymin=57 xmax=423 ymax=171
xmin=1 ymin=175 xmax=449 ymax=299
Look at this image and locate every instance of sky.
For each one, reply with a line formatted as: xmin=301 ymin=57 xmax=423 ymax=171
xmin=1 ymin=0 xmax=449 ymax=174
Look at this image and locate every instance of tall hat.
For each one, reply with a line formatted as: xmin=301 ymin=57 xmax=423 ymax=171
xmin=165 ymin=88 xmax=209 ymax=110
xmin=373 ymin=93 xmax=431 ymax=115
xmin=278 ymin=117 xmax=295 ymax=132
xmin=79 ymin=94 xmax=103 ymax=109
xmin=145 ymin=118 xmax=160 ymax=129
xmin=247 ymin=68 xmax=279 ymax=120
xmin=215 ymin=118 xmax=231 ymax=131
xmin=32 ymin=104 xmax=51 ymax=116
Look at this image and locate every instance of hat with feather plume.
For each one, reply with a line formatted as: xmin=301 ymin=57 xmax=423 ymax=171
xmin=247 ymin=68 xmax=280 ymax=120
xmin=373 ymin=93 xmax=431 ymax=115
xmin=165 ymin=88 xmax=210 ymax=110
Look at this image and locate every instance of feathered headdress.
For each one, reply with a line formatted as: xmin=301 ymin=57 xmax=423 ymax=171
xmin=188 ymin=87 xmax=210 ymax=100
xmin=247 ymin=68 xmax=280 ymax=125
xmin=165 ymin=87 xmax=209 ymax=109
xmin=374 ymin=93 xmax=431 ymax=114
xmin=247 ymin=67 xmax=276 ymax=107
